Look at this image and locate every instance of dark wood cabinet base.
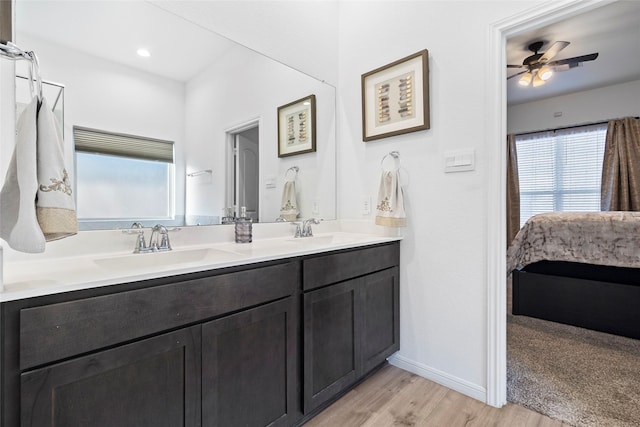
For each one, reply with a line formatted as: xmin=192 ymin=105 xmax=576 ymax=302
xmin=1 ymin=241 xmax=400 ymax=427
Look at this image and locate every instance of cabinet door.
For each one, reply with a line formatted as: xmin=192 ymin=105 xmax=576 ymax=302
xmin=202 ymin=297 xmax=299 ymax=427
xmin=303 ymin=279 xmax=360 ymax=413
xmin=21 ymin=326 xmax=201 ymax=427
xmin=360 ymin=267 xmax=400 ymax=375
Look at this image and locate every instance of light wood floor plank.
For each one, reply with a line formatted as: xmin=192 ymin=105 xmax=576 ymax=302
xmin=307 ymin=365 xmax=571 ymax=426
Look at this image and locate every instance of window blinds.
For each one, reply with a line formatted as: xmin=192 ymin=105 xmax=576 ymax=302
xmin=516 ymin=123 xmax=607 ymax=227
xmin=73 ymin=126 xmax=174 ymax=163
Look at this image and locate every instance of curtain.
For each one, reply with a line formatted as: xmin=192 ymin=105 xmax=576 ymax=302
xmin=601 ymin=117 xmax=640 ymax=211
xmin=506 ymin=133 xmax=520 ymax=246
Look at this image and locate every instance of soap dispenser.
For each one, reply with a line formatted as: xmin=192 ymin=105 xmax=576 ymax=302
xmin=234 ymin=206 xmax=253 ymax=243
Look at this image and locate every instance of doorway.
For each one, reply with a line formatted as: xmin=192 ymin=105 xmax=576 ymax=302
xmin=486 ymin=0 xmax=609 ymax=407
xmin=227 ymin=121 xmax=259 ymax=222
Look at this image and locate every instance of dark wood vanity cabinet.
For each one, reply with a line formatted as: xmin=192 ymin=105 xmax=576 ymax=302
xmin=302 ymin=244 xmax=400 ymax=415
xmin=1 ymin=241 xmax=399 ymax=427
xmin=202 ymin=297 xmax=298 ymax=427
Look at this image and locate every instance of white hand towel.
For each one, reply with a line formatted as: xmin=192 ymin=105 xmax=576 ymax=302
xmin=0 ymin=97 xmax=46 ymax=252
xmin=280 ymin=180 xmax=299 ymax=221
xmin=375 ymin=170 xmax=406 ymax=227
xmin=36 ymin=98 xmax=78 ymax=241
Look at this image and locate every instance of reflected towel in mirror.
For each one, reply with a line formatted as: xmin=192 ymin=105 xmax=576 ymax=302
xmin=280 ymin=180 xmax=299 ymax=221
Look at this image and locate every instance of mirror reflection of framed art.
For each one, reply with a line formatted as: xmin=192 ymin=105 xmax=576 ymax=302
xmin=278 ymin=94 xmax=316 ymax=157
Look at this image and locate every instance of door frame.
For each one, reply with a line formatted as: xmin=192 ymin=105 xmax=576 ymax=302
xmin=225 ymin=118 xmax=260 ymax=217
xmin=485 ymin=0 xmax=614 ymax=407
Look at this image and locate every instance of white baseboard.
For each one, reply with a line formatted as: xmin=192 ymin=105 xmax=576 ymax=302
xmin=388 ymin=354 xmax=487 ymax=403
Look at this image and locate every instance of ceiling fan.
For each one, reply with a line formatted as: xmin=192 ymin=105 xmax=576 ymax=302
xmin=507 ymin=41 xmax=599 ymax=87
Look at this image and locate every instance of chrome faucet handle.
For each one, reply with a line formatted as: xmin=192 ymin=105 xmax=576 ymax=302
xmin=134 ymin=232 xmax=147 ymax=253
xmin=290 ymin=222 xmax=302 ymax=238
xmin=151 ymin=224 xmax=172 ymax=251
xmin=125 ymin=222 xmax=148 ymax=253
xmin=301 ymin=218 xmax=321 ymax=237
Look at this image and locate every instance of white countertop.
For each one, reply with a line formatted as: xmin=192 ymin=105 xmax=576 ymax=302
xmin=1 ymin=221 xmax=402 ymax=302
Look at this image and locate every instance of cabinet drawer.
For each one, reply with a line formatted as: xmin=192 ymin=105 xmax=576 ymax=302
xmin=302 ymin=242 xmax=399 ymax=291
xmin=20 ymin=261 xmax=299 ymax=370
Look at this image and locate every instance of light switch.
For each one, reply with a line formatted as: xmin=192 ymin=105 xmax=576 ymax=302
xmin=265 ymin=175 xmax=276 ymax=189
xmin=444 ymin=149 xmax=475 ymax=173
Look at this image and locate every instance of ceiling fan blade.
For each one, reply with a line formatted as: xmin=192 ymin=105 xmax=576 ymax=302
xmin=540 ymin=41 xmax=570 ymax=62
xmin=507 ymin=70 xmax=528 ymax=80
xmin=548 ymin=52 xmax=599 ymax=66
xmin=507 ymin=64 xmax=525 ymax=68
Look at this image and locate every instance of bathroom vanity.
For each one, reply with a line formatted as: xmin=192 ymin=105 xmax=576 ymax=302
xmin=0 ymin=236 xmax=400 ymax=426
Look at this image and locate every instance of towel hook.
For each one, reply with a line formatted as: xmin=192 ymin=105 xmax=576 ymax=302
xmin=381 ymin=151 xmax=400 ymax=172
xmin=285 ymin=166 xmax=299 ymax=181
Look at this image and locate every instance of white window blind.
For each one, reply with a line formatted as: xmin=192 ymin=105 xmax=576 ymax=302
xmin=73 ymin=126 xmax=174 ymax=163
xmin=516 ymin=123 xmax=607 ymax=227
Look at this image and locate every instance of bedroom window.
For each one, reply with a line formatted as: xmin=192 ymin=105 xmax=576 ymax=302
xmin=516 ymin=123 xmax=607 ymax=227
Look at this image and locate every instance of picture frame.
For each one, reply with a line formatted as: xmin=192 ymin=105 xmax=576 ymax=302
xmin=361 ymin=50 xmax=430 ymax=142
xmin=277 ymin=94 xmax=316 ymax=157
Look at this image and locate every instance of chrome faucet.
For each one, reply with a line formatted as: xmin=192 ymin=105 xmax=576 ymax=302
xmin=148 ymin=224 xmax=172 ymax=252
xmin=300 ymin=218 xmax=321 ymax=237
xmin=127 ymin=223 xmax=175 ymax=253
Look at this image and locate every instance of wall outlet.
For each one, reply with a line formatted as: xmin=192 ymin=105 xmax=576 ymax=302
xmin=312 ymin=199 xmax=320 ymax=215
xmin=362 ymin=196 xmax=371 ymax=215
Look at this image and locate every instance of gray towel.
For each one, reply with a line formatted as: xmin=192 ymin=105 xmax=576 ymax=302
xmin=0 ymin=97 xmax=77 ymax=253
xmin=0 ymin=97 xmax=46 ymax=252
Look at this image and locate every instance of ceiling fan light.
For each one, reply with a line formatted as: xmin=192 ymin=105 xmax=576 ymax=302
xmin=538 ymin=66 xmax=553 ymax=80
xmin=518 ymin=72 xmax=533 ymax=86
xmin=533 ymin=72 xmax=545 ymax=87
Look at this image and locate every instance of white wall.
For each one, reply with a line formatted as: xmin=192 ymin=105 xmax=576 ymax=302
xmin=184 ymin=46 xmax=336 ymax=223
xmin=337 ymin=0 xmax=538 ymax=401
xmin=508 ymin=79 xmax=640 ymax=134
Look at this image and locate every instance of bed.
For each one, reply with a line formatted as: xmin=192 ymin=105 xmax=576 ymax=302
xmin=507 ymin=212 xmax=640 ymax=339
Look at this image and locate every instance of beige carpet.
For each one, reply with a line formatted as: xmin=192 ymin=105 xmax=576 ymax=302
xmin=507 ymin=282 xmax=640 ymax=427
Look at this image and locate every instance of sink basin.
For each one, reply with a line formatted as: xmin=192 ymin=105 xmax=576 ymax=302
xmin=94 ymin=247 xmax=244 ymax=271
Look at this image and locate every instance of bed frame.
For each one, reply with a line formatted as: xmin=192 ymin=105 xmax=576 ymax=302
xmin=512 ymin=261 xmax=640 ymax=339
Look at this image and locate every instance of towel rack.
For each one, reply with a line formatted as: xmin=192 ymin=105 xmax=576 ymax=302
xmin=0 ymin=41 xmax=43 ymax=101
xmin=187 ymin=169 xmax=213 ymax=178
xmin=0 ymin=41 xmax=33 ymax=62
xmin=381 ymin=151 xmax=400 ymax=171
xmin=285 ymin=166 xmax=299 ymax=181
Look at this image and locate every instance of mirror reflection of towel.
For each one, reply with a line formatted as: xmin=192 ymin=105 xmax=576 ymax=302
xmin=280 ymin=180 xmax=299 ymax=221
xmin=375 ymin=170 xmax=406 ymax=227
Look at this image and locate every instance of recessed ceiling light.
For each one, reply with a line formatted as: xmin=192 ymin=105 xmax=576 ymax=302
xmin=136 ymin=48 xmax=151 ymax=58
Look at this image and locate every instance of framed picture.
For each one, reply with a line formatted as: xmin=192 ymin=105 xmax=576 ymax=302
xmin=278 ymin=94 xmax=316 ymax=157
xmin=361 ymin=50 xmax=430 ymax=142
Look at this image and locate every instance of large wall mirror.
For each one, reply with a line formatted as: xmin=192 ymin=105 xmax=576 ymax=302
xmin=10 ymin=0 xmax=336 ymax=230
